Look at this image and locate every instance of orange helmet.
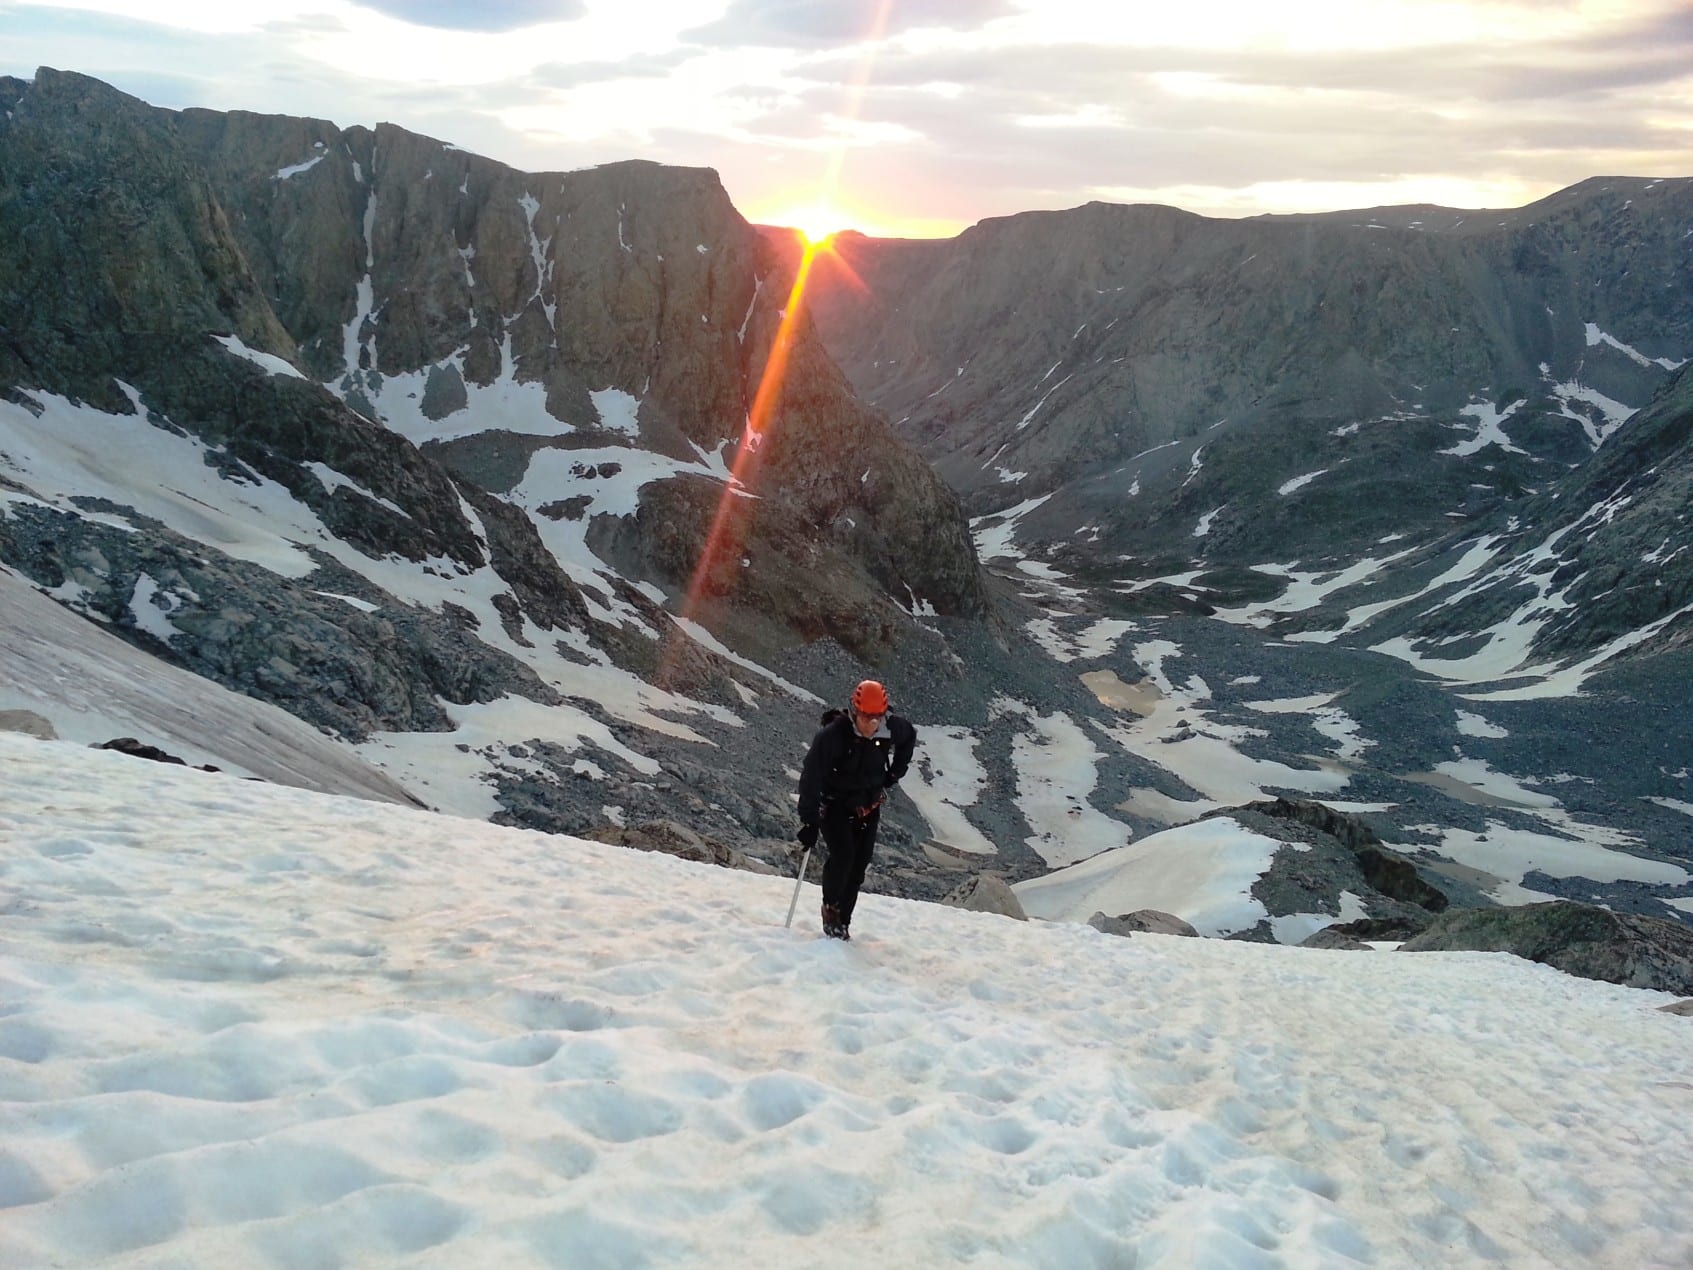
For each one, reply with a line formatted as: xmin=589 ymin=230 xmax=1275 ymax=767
xmin=851 ymin=679 xmax=890 ymax=715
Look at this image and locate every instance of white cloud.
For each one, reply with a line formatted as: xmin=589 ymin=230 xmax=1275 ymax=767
xmin=5 ymin=0 xmax=1690 ymax=235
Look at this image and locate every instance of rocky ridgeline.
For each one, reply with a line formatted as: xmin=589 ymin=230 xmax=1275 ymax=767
xmin=786 ymin=184 xmax=1693 ymax=584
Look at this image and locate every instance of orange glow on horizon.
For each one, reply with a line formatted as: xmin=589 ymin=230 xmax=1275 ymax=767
xmin=744 ymin=196 xmax=965 ymax=243
xmin=768 ymin=202 xmax=848 ymax=246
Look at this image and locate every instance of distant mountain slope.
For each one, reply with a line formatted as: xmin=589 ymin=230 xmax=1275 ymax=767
xmin=795 ymin=180 xmax=1690 ymax=529
xmin=777 ymin=178 xmax=1693 ymax=679
xmin=1348 ymin=363 xmax=1693 ymax=679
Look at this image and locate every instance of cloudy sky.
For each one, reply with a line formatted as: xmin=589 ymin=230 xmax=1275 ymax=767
xmin=4 ymin=0 xmax=1690 ymax=237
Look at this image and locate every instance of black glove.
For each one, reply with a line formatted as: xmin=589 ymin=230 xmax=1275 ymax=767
xmin=796 ymin=823 xmax=819 ymax=849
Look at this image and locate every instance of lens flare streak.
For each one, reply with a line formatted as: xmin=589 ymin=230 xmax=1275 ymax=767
xmin=675 ymin=238 xmax=825 ymax=636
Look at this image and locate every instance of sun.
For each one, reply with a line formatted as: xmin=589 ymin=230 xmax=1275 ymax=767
xmin=773 ymin=203 xmax=848 ymax=246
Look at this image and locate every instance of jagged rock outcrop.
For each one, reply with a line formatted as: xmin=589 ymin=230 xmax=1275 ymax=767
xmin=0 ymin=65 xmax=1004 ymax=880
xmin=1299 ymin=928 xmax=1372 ymax=951
xmin=1185 ymin=800 xmax=1450 ymax=935
xmin=1299 ymin=915 xmax=1435 ymax=950
xmin=1321 ymin=915 xmax=1436 ymax=943
xmin=1401 ymin=901 xmax=1693 ymax=993
xmin=0 ymin=71 xmax=985 ymax=665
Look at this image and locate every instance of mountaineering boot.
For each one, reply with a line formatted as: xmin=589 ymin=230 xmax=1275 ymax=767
xmin=821 ymin=902 xmax=847 ymax=940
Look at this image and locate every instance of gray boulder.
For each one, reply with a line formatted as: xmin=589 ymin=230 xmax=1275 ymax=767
xmin=1659 ymin=1000 xmax=1693 ymax=1016
xmin=0 ymin=710 xmax=56 ymax=740
xmin=1400 ymin=901 xmax=1693 ymax=994
xmin=943 ymin=874 xmax=1027 ymax=920
xmin=1299 ymin=928 xmax=1372 ymax=951
xmin=1088 ymin=910 xmax=1199 ymax=938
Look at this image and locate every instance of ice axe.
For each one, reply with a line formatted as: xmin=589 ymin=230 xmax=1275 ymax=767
xmin=784 ymin=826 xmax=817 ymax=928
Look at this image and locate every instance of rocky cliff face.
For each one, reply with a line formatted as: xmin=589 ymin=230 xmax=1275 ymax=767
xmin=167 ymin=96 xmax=985 ymax=639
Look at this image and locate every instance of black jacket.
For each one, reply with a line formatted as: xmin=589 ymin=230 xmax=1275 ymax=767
xmin=797 ymin=712 xmax=917 ymax=826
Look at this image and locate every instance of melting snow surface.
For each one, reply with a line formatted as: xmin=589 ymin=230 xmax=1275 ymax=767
xmin=0 ymin=568 xmax=413 ymax=803
xmin=1025 ymin=616 xmax=1137 ymax=663
xmin=213 ymin=334 xmax=305 ymax=380
xmin=2 ymin=392 xmax=326 ymax=578
xmin=1455 ymin=709 xmax=1509 ymax=739
xmin=272 ymin=152 xmax=325 ymax=181
xmin=1103 ymin=642 xmax=1351 ymax=818
xmin=1278 ymin=470 xmax=1327 ymax=495
xmin=1014 ymin=816 xmax=1284 ymax=935
xmin=999 ymin=699 xmax=1133 ymax=868
xmin=359 ymin=347 xmax=570 ymax=445
xmin=1584 ymin=321 xmax=1688 ymax=371
xmin=1398 ymin=819 xmax=1689 ymax=906
xmin=6 ymin=735 xmax=1690 ymax=1266
xmin=970 ymin=494 xmax=1052 ymax=560
xmin=590 ymin=388 xmax=641 ymax=437
xmin=1442 ymin=399 xmax=1525 ymax=457
xmin=902 ymin=724 xmax=998 ymax=857
xmin=305 ymin=462 xmax=405 ymax=515
xmin=0 ymin=391 xmax=757 ymax=816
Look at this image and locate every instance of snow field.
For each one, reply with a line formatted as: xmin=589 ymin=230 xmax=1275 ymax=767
xmin=3 ymin=735 xmax=1692 ymax=1267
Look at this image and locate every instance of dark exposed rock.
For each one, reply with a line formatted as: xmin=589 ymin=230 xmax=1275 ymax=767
xmin=0 ymin=68 xmax=985 ymax=676
xmin=795 ymin=183 xmax=1691 ymax=523
xmin=96 ymin=736 xmax=188 ymax=765
xmin=0 ymin=67 xmax=992 ymax=858
xmin=1400 ymin=901 xmax=1693 ymax=994
xmin=1442 ymin=361 xmax=1693 ymax=662
xmin=94 ymin=736 xmax=219 ymax=771
xmin=1238 ymin=798 xmax=1450 ymax=912
xmin=1088 ymin=910 xmax=1199 ymax=938
xmin=785 ymin=182 xmax=1693 ymax=686
xmin=1323 ymin=915 xmax=1436 ymax=942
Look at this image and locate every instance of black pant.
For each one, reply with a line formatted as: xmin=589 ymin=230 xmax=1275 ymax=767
xmin=820 ymin=807 xmax=879 ymax=926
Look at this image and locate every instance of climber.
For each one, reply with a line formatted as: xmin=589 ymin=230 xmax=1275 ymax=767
xmin=795 ymin=679 xmax=917 ymax=939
